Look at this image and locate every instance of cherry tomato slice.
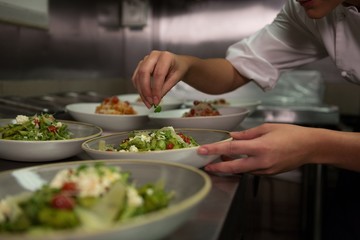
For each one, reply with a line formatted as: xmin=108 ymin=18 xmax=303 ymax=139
xmin=51 ymin=194 xmax=75 ymax=209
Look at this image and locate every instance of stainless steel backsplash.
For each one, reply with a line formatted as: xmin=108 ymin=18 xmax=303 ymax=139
xmin=0 ymin=0 xmax=285 ymax=80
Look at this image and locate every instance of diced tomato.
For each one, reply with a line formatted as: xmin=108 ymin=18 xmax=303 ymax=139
xmin=166 ymin=143 xmax=174 ymax=149
xmin=51 ymin=194 xmax=75 ymax=209
xmin=47 ymin=125 xmax=58 ymax=133
xmin=111 ymin=96 xmax=119 ymax=104
xmin=61 ymin=182 xmax=77 ymax=193
xmin=178 ymin=133 xmax=191 ymax=144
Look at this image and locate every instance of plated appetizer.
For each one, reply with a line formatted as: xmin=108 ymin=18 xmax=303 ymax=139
xmin=0 ymin=114 xmax=72 ymax=141
xmin=99 ymin=126 xmax=199 ymax=152
xmin=0 ymin=162 xmax=173 ymax=234
xmin=95 ymin=96 xmax=137 ymax=115
xmin=183 ymin=101 xmax=221 ymax=117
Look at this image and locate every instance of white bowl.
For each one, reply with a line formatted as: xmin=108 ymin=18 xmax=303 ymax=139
xmin=216 ymin=99 xmax=261 ymax=115
xmin=148 ymin=108 xmax=249 ymax=131
xmin=0 ymin=159 xmax=211 ymax=240
xmin=0 ymin=119 xmax=102 ymax=162
xmin=82 ymin=128 xmax=232 ymax=168
xmin=118 ymin=94 xmax=183 ymax=111
xmin=184 ymin=98 xmax=261 ymax=115
xmin=65 ymin=103 xmax=151 ymax=132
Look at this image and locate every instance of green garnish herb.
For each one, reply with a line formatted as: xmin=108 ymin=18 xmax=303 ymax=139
xmin=154 ymin=105 xmax=162 ymax=113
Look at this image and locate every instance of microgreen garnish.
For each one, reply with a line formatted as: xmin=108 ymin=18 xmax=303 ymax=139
xmin=154 ymin=105 xmax=162 ymax=113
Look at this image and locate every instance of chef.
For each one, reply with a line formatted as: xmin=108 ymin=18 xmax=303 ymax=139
xmin=132 ymin=0 xmax=360 ymax=176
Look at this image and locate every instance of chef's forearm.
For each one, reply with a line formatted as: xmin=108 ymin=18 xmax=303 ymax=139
xmin=310 ymin=128 xmax=360 ymax=172
xmin=179 ymin=56 xmax=250 ymax=94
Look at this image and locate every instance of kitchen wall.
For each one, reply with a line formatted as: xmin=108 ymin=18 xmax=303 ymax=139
xmin=0 ymin=0 xmax=359 ymax=115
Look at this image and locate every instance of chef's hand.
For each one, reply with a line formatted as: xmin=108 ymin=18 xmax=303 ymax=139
xmin=198 ymin=123 xmax=314 ymax=175
xmin=132 ymin=50 xmax=190 ymax=108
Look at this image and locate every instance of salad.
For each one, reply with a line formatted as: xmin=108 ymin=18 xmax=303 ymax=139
xmin=99 ymin=126 xmax=199 ymax=152
xmin=0 ymin=114 xmax=72 ymax=140
xmin=0 ymin=163 xmax=173 ymax=234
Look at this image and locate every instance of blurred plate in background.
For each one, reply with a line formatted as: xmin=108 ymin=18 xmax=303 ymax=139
xmin=184 ymin=98 xmax=261 ymax=115
xmin=66 ymin=103 xmax=150 ymax=132
xmin=148 ymin=107 xmax=249 ymax=131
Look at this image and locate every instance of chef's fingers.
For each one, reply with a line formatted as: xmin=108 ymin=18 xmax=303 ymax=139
xmin=204 ymin=156 xmax=266 ymax=174
xmin=150 ymin=51 xmax=177 ymax=106
xmin=220 ymin=154 xmax=236 ymax=162
xmin=132 ymin=58 xmax=152 ymax=108
xmin=230 ymin=125 xmax=268 ymax=141
xmin=132 ymin=54 xmax=159 ymax=107
xmin=198 ymin=138 xmax=259 ymax=157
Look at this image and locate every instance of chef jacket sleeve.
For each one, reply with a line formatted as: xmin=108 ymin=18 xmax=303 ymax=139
xmin=226 ymin=0 xmax=328 ymax=91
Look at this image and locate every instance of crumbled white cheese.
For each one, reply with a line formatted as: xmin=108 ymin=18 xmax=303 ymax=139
xmin=129 ymin=145 xmax=139 ymax=152
xmin=50 ymin=166 xmax=121 ymax=198
xmin=56 ymin=122 xmax=62 ymax=128
xmin=15 ymin=115 xmax=29 ymax=124
xmin=0 ymin=200 xmax=9 ymax=223
xmin=0 ymin=198 xmax=21 ymax=224
xmin=127 ymin=187 xmax=143 ymax=207
xmin=132 ymin=134 xmax=151 ymax=143
xmin=146 ymin=188 xmax=154 ymax=196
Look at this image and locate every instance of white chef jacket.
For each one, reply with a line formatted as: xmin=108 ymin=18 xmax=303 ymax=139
xmin=226 ymin=0 xmax=360 ymax=91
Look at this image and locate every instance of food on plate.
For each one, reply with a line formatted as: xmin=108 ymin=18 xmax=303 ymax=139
xmin=209 ymin=98 xmax=230 ymax=105
xmin=95 ymin=96 xmax=137 ymax=115
xmin=0 ymin=114 xmax=72 ymax=140
xmin=183 ymin=101 xmax=221 ymax=117
xmin=0 ymin=163 xmax=173 ymax=234
xmin=99 ymin=126 xmax=199 ymax=152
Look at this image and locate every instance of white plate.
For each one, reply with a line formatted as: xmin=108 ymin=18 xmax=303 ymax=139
xmin=82 ymin=128 xmax=232 ymax=168
xmin=0 ymin=119 xmax=102 ymax=162
xmin=65 ymin=103 xmax=151 ymax=132
xmin=184 ymin=98 xmax=261 ymax=115
xmin=118 ymin=94 xmax=183 ymax=111
xmin=0 ymin=159 xmax=211 ymax=240
xmin=148 ymin=108 xmax=249 ymax=131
